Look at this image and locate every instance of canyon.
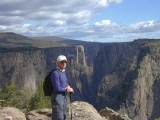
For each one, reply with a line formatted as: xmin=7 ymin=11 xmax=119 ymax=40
xmin=0 ymin=33 xmax=160 ymax=120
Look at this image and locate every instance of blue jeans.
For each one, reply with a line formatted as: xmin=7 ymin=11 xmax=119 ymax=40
xmin=51 ymin=93 xmax=67 ymax=120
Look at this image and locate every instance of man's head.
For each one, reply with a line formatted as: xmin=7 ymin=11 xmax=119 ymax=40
xmin=56 ymin=55 xmax=67 ymax=70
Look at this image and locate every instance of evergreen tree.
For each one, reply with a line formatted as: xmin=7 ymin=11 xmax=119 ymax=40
xmin=27 ymin=80 xmax=51 ymax=112
xmin=0 ymin=80 xmax=51 ymax=112
xmin=0 ymin=80 xmax=32 ymax=111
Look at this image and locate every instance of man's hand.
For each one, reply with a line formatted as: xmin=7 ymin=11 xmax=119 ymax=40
xmin=65 ymin=86 xmax=74 ymax=93
xmin=65 ymin=86 xmax=70 ymax=89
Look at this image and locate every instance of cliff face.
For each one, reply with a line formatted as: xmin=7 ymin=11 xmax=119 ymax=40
xmin=118 ymin=42 xmax=160 ymax=120
xmin=0 ymin=50 xmax=46 ymax=92
xmin=90 ymin=41 xmax=160 ymax=120
xmin=0 ymin=40 xmax=160 ymax=120
xmin=91 ymin=42 xmax=142 ymax=110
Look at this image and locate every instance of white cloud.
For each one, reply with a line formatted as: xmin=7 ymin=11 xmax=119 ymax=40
xmin=127 ymin=21 xmax=160 ymax=33
xmin=0 ymin=0 xmax=119 ymax=25
xmin=51 ymin=20 xmax=66 ymax=26
xmin=95 ymin=20 xmax=111 ymax=26
xmin=96 ymin=0 xmax=109 ymax=8
xmin=108 ymin=0 xmax=123 ymax=4
xmin=94 ymin=0 xmax=123 ymax=9
xmin=0 ymin=25 xmax=8 ymax=30
xmin=0 ymin=16 xmax=25 ymax=25
xmin=0 ymin=0 xmax=22 ymax=4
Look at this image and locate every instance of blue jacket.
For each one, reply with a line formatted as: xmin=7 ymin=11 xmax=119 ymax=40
xmin=50 ymin=68 xmax=69 ymax=93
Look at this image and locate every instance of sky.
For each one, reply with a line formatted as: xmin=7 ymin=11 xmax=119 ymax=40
xmin=0 ymin=0 xmax=160 ymax=42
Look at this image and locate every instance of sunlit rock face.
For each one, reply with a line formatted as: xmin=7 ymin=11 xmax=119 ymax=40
xmin=0 ymin=50 xmax=46 ymax=92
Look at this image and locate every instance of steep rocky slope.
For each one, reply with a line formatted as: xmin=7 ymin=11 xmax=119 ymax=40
xmin=88 ymin=40 xmax=160 ymax=120
xmin=0 ymin=50 xmax=46 ymax=91
xmin=117 ymin=41 xmax=160 ymax=120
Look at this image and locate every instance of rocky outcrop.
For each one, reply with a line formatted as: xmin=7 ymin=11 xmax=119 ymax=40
xmin=68 ymin=101 xmax=106 ymax=120
xmin=26 ymin=101 xmax=130 ymax=120
xmin=0 ymin=107 xmax=26 ymax=120
xmin=26 ymin=109 xmax=52 ymax=120
xmin=99 ymin=107 xmax=131 ymax=120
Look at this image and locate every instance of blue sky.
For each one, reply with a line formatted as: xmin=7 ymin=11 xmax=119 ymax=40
xmin=105 ymin=0 xmax=159 ymax=23
xmin=0 ymin=0 xmax=160 ymax=42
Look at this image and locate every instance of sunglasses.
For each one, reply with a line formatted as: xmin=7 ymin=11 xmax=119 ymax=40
xmin=60 ymin=61 xmax=67 ymax=64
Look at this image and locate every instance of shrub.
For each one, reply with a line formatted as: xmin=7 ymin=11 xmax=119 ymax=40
xmin=0 ymin=80 xmax=32 ymax=111
xmin=27 ymin=80 xmax=51 ymax=112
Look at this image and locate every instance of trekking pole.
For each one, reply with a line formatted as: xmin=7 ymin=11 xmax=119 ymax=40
xmin=70 ymin=92 xmax=72 ymax=120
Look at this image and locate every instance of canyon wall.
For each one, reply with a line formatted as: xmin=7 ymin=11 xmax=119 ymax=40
xmin=118 ymin=41 xmax=160 ymax=120
xmin=0 ymin=40 xmax=160 ymax=120
xmin=0 ymin=50 xmax=46 ymax=92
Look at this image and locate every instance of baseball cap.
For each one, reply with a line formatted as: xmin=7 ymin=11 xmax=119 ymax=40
xmin=57 ymin=55 xmax=67 ymax=62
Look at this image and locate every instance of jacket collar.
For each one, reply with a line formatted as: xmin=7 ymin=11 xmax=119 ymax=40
xmin=56 ymin=66 xmax=65 ymax=72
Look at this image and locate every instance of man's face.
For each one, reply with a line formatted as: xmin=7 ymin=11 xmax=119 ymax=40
xmin=57 ymin=60 xmax=67 ymax=70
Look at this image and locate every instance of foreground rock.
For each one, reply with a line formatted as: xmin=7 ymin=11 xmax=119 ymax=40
xmin=0 ymin=107 xmax=26 ymax=120
xmin=99 ymin=107 xmax=131 ymax=120
xmin=26 ymin=101 xmax=131 ymax=120
xmin=0 ymin=101 xmax=130 ymax=120
xmin=67 ymin=101 xmax=106 ymax=120
xmin=26 ymin=101 xmax=106 ymax=120
xmin=26 ymin=109 xmax=52 ymax=120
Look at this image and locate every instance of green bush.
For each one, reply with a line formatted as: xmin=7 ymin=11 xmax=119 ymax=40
xmin=0 ymin=80 xmax=51 ymax=113
xmin=0 ymin=81 xmax=32 ymax=111
xmin=27 ymin=80 xmax=51 ymax=112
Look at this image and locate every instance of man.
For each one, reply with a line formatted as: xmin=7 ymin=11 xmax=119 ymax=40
xmin=51 ymin=55 xmax=74 ymax=120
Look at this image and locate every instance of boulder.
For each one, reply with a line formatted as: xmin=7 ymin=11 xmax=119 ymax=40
xmin=67 ymin=101 xmax=106 ymax=120
xmin=99 ymin=107 xmax=131 ymax=120
xmin=0 ymin=107 xmax=26 ymax=120
xmin=26 ymin=109 xmax=52 ymax=120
